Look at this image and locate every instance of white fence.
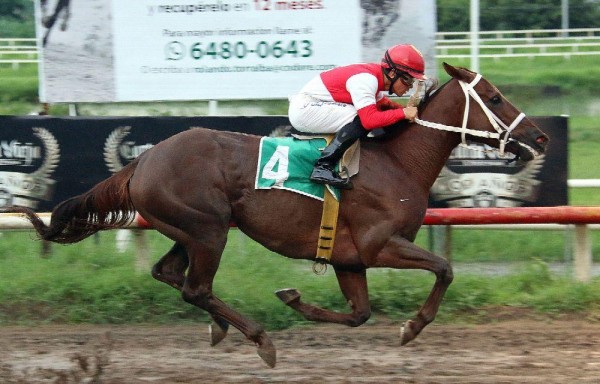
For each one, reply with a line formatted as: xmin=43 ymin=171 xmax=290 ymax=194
xmin=436 ymin=27 xmax=600 ymax=59
xmin=0 ymin=38 xmax=38 ymax=69
xmin=3 ymin=28 xmax=600 ymax=68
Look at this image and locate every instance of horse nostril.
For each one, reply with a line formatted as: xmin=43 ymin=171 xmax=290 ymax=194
xmin=536 ymin=135 xmax=548 ymax=145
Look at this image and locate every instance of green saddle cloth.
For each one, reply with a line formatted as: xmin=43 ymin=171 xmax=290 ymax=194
xmin=255 ymin=136 xmax=340 ymax=201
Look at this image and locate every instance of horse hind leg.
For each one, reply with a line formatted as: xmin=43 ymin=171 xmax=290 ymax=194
xmin=276 ymin=267 xmax=371 ymax=327
xmin=181 ymin=238 xmax=276 ymax=367
xmin=151 ymin=241 xmax=189 ymax=290
xmin=151 ymin=241 xmax=230 ymax=346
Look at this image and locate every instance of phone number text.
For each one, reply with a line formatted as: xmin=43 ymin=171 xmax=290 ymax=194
xmin=165 ymin=40 xmax=314 ymax=60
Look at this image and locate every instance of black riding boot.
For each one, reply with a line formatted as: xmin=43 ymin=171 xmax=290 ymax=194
xmin=310 ymin=117 xmax=367 ymax=190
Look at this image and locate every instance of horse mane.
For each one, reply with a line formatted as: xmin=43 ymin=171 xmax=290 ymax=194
xmin=418 ymin=78 xmax=444 ymax=113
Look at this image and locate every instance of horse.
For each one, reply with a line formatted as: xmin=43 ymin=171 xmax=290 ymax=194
xmin=40 ymin=0 xmax=71 ymax=47
xmin=8 ymin=63 xmax=548 ymax=368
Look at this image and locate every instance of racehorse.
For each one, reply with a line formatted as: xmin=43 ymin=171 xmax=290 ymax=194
xmin=40 ymin=0 xmax=71 ymax=47
xmin=8 ymin=63 xmax=548 ymax=368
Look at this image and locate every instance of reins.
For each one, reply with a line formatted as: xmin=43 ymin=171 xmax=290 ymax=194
xmin=414 ymin=74 xmax=526 ymax=157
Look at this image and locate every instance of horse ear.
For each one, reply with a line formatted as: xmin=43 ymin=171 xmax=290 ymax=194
xmin=442 ymin=62 xmax=458 ymax=77
xmin=443 ymin=62 xmax=472 ymax=82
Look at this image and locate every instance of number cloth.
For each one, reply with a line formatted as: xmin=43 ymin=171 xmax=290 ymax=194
xmin=255 ymin=137 xmax=341 ymax=201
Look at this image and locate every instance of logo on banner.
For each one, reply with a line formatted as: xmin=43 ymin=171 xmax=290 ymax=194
xmin=0 ymin=127 xmax=60 ymax=209
xmin=104 ymin=126 xmax=154 ymax=173
xmin=430 ymin=144 xmax=545 ymax=208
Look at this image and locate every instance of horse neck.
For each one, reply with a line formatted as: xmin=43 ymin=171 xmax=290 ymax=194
xmin=384 ymin=82 xmax=464 ymax=191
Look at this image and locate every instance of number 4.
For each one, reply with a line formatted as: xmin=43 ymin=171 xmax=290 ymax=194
xmin=262 ymin=145 xmax=290 ymax=185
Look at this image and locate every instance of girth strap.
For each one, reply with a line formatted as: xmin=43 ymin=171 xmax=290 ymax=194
xmin=314 ymin=136 xmax=341 ymax=273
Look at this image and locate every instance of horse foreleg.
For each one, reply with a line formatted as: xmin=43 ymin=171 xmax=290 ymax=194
xmin=151 ymin=241 xmax=230 ymax=346
xmin=371 ymin=235 xmax=454 ymax=346
xmin=275 ymin=267 xmax=371 ymax=327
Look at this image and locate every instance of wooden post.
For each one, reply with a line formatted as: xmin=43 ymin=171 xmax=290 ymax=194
xmin=133 ymin=229 xmax=150 ymax=273
xmin=573 ymin=224 xmax=592 ymax=282
xmin=429 ymin=225 xmax=452 ymax=262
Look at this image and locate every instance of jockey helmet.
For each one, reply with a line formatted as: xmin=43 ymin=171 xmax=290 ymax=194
xmin=381 ymin=44 xmax=427 ymax=80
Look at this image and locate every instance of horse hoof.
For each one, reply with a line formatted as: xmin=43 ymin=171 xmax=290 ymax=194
xmin=257 ymin=336 xmax=277 ymax=368
xmin=209 ymin=321 xmax=229 ymax=346
xmin=400 ymin=320 xmax=416 ymax=346
xmin=275 ymin=288 xmax=301 ymax=305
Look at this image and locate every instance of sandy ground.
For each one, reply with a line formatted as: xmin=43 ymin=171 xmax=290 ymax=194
xmin=1 ymin=318 xmax=599 ymax=383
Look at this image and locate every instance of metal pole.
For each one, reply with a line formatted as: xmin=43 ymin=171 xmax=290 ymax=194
xmin=208 ymin=100 xmax=219 ymax=116
xmin=561 ymin=0 xmax=569 ymax=37
xmin=470 ymin=0 xmax=480 ymax=73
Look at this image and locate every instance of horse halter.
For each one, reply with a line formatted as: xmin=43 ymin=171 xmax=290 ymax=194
xmin=415 ymin=74 xmax=527 ymax=157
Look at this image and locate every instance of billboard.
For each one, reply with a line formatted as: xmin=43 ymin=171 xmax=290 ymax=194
xmin=35 ymin=0 xmax=437 ymax=102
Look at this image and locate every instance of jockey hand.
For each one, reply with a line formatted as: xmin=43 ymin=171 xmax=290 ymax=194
xmin=403 ymin=106 xmax=418 ymax=122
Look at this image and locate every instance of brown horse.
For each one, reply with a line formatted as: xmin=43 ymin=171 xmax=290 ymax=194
xmin=9 ymin=63 xmax=548 ymax=367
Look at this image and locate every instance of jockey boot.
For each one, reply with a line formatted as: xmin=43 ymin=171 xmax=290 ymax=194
xmin=310 ymin=118 xmax=367 ymax=190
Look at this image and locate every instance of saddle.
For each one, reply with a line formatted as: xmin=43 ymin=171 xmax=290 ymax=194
xmin=290 ymin=129 xmax=361 ymax=182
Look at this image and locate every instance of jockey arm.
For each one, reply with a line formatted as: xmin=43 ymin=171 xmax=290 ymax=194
xmin=376 ymin=97 xmax=403 ymax=111
xmin=347 ymin=74 xmax=410 ymax=130
xmin=356 ymin=104 xmax=407 ymax=130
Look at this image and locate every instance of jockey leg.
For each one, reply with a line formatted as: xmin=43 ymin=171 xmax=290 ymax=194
xmin=310 ymin=117 xmax=367 ymax=190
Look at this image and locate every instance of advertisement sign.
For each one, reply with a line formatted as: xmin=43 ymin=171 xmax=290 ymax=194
xmin=112 ymin=0 xmax=361 ymax=101
xmin=35 ymin=0 xmax=437 ymax=102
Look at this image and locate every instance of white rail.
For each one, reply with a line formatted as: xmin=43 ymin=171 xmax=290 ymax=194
xmin=435 ymin=28 xmax=600 ymax=59
xmin=0 ymin=38 xmax=39 ymax=69
xmin=2 ymin=28 xmax=600 ymax=68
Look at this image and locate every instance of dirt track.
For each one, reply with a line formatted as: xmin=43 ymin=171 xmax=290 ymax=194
xmin=1 ymin=318 xmax=599 ymax=383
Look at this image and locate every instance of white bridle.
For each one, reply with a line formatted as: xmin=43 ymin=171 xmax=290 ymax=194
xmin=414 ymin=74 xmax=528 ymax=157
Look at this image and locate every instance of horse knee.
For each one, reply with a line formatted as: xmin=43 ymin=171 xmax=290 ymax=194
xmin=437 ymin=261 xmax=454 ymax=285
xmin=441 ymin=263 xmax=454 ymax=285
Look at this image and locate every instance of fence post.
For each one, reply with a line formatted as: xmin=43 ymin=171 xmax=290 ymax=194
xmin=429 ymin=225 xmax=452 ymax=262
xmin=573 ymin=224 xmax=592 ymax=282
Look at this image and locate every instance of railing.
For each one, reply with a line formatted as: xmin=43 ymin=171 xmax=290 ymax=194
xmin=0 ymin=38 xmax=38 ymax=69
xmin=2 ymin=28 xmax=600 ymax=68
xmin=435 ymin=28 xmax=600 ymax=59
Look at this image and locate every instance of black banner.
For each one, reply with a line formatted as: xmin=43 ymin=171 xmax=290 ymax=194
xmin=0 ymin=115 xmax=567 ymax=212
xmin=0 ymin=115 xmax=290 ymax=211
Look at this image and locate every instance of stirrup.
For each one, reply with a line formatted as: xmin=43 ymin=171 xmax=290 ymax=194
xmin=310 ymin=167 xmax=353 ymax=190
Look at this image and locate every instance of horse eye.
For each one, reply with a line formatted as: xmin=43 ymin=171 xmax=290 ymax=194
xmin=490 ymin=95 xmax=502 ymax=105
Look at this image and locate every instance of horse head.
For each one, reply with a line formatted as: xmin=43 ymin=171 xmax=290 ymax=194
xmin=417 ymin=63 xmax=549 ymax=162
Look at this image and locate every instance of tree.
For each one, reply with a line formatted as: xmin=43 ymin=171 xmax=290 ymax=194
xmin=0 ymin=0 xmax=34 ymax=37
xmin=0 ymin=0 xmax=31 ymax=20
xmin=437 ymin=0 xmax=600 ymax=31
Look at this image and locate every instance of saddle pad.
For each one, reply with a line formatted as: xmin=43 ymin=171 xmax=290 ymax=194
xmin=255 ymin=137 xmax=341 ymax=201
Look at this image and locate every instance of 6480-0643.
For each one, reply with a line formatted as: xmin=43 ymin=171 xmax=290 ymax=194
xmin=165 ymin=40 xmax=313 ymax=60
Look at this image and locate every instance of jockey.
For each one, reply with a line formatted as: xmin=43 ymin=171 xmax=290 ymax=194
xmin=288 ymin=44 xmax=427 ymax=189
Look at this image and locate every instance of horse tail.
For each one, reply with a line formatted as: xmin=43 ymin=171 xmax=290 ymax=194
xmin=10 ymin=157 xmax=141 ymax=244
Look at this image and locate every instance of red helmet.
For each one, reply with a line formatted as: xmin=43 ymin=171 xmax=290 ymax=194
xmin=381 ymin=44 xmax=427 ymax=80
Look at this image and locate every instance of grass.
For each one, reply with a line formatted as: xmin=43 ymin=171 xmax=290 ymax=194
xmin=0 ymin=230 xmax=599 ymax=327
